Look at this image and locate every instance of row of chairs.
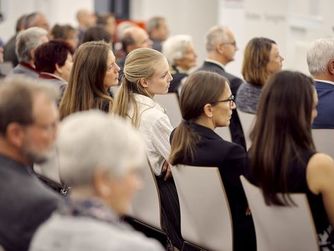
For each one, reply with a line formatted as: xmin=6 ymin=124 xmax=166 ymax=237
xmin=128 ymin=162 xmax=319 ymax=251
xmin=155 ymin=93 xmax=334 ymax=158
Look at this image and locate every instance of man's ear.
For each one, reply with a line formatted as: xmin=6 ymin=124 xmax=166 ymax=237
xmin=55 ymin=64 xmax=62 ymax=75
xmin=203 ymin=103 xmax=214 ymax=118
xmin=139 ymin=78 xmax=149 ymax=88
xmin=328 ymin=59 xmax=334 ymax=75
xmin=6 ymin=123 xmax=25 ymax=148
xmin=216 ymin=43 xmax=224 ymax=54
xmin=93 ymin=168 xmax=112 ymax=198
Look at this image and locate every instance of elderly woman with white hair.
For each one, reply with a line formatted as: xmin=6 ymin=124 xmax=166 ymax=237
xmin=29 ymin=111 xmax=164 ymax=251
xmin=162 ymin=34 xmax=197 ymax=93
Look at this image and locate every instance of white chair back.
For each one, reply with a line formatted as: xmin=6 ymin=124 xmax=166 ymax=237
xmin=312 ymin=129 xmax=334 ymax=159
xmin=172 ymin=165 xmax=233 ymax=251
xmin=237 ymin=109 xmax=256 ymax=149
xmin=154 ymin=93 xmax=182 ymax=128
xmin=215 ymin=127 xmax=232 ymax=142
xmin=240 ymin=176 xmax=319 ymax=251
xmin=129 ymin=159 xmax=162 ymax=230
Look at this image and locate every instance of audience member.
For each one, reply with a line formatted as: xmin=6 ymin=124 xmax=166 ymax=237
xmin=29 ymin=111 xmax=164 ymax=251
xmin=76 ymin=9 xmax=97 ymax=43
xmin=96 ymin=13 xmax=117 ymax=42
xmin=81 ymin=25 xmax=112 ymax=45
xmin=117 ymin=26 xmax=152 ymax=69
xmin=307 ymin=38 xmax=334 ymax=128
xmin=162 ymin=34 xmax=197 ymax=93
xmin=0 ymin=77 xmax=61 ymax=251
xmin=146 ymin=16 xmax=169 ymax=52
xmin=3 ymin=14 xmax=26 ymax=67
xmin=9 ymin=27 xmax=48 ymax=78
xmin=23 ymin=12 xmax=50 ymax=31
xmin=51 ymin=24 xmax=79 ymax=50
xmin=34 ymin=40 xmax=74 ymax=102
xmin=236 ymin=37 xmax=283 ymax=114
xmin=59 ymin=41 xmax=119 ymax=119
xmin=248 ymin=70 xmax=334 ymax=250
xmin=169 ymin=71 xmax=256 ymax=251
xmin=197 ymin=25 xmax=245 ymax=149
xmin=112 ymin=48 xmax=183 ymax=249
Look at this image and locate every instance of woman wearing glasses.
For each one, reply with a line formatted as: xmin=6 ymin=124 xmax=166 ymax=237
xmin=169 ymin=71 xmax=255 ymax=251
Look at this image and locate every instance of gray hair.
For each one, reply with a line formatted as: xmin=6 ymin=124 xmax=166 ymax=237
xmin=162 ymin=35 xmax=193 ymax=66
xmin=0 ymin=77 xmax=58 ymax=134
xmin=306 ymin=38 xmax=334 ymax=76
xmin=58 ymin=110 xmax=146 ymax=187
xmin=205 ymin=25 xmax=229 ymax=52
xmin=15 ymin=27 xmax=48 ymax=62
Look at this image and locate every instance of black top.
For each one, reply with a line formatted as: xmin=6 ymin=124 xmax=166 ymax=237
xmin=168 ymin=65 xmax=188 ymax=94
xmin=248 ymin=150 xmax=334 ymax=250
xmin=171 ymin=123 xmax=255 ymax=251
xmin=196 ymin=61 xmax=246 ymax=149
xmin=0 ymin=155 xmax=61 ymax=251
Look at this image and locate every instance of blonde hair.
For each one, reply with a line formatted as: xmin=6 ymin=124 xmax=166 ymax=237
xmin=112 ymin=48 xmax=165 ymax=127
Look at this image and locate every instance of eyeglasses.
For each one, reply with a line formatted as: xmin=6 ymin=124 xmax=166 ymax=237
xmin=211 ymin=95 xmax=235 ymax=106
xmin=222 ymin=41 xmax=237 ymax=47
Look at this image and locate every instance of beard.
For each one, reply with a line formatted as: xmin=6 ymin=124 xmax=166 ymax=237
xmin=22 ymin=144 xmax=55 ymax=164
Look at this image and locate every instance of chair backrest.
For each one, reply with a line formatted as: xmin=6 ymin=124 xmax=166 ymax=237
xmin=154 ymin=93 xmax=182 ymax=128
xmin=240 ymin=176 xmax=319 ymax=251
xmin=237 ymin=109 xmax=256 ymax=149
xmin=312 ymin=129 xmax=334 ymax=159
xmin=172 ymin=165 xmax=233 ymax=251
xmin=129 ymin=159 xmax=162 ymax=230
xmin=215 ymin=127 xmax=232 ymax=142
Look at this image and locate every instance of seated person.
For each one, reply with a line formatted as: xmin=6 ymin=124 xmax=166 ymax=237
xmin=236 ymin=37 xmax=283 ymax=114
xmin=248 ymin=70 xmax=334 ymax=250
xmin=169 ymin=71 xmax=255 ymax=251
xmin=162 ymin=34 xmax=197 ymax=94
xmin=29 ymin=111 xmax=164 ymax=251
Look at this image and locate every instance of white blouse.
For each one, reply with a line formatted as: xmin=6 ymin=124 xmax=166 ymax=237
xmin=128 ymin=94 xmax=173 ymax=175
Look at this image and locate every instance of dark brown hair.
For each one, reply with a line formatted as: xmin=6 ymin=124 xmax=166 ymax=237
xmin=249 ymin=70 xmax=315 ymax=205
xmin=169 ymin=71 xmax=227 ymax=164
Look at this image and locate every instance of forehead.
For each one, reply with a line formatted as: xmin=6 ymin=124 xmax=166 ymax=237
xmin=153 ymin=57 xmax=169 ymax=72
xmin=107 ymin=50 xmax=115 ymax=61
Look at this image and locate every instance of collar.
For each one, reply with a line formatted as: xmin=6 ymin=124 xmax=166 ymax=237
xmin=19 ymin=62 xmax=38 ymax=73
xmin=39 ymin=72 xmax=65 ymax=81
xmin=205 ymin=59 xmax=226 ymax=70
xmin=134 ymin=93 xmax=165 ymax=112
xmin=189 ymin=122 xmax=221 ymax=140
xmin=314 ymin=79 xmax=334 ymax=85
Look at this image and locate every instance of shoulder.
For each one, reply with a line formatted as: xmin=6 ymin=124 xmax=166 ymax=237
xmin=307 ymin=153 xmax=334 ymax=194
xmin=212 ymin=136 xmax=246 ymax=159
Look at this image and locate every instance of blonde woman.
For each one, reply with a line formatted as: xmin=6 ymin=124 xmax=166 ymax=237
xmin=113 ymin=48 xmax=183 ymax=249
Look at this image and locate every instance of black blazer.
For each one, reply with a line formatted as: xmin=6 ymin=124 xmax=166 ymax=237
xmin=171 ymin=123 xmax=255 ymax=251
xmin=196 ymin=61 xmax=246 ymax=149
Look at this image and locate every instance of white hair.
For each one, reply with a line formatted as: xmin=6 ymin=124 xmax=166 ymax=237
xmin=58 ymin=110 xmax=146 ymax=187
xmin=306 ymin=38 xmax=334 ymax=76
xmin=162 ymin=34 xmax=193 ymax=66
xmin=205 ymin=25 xmax=230 ymax=52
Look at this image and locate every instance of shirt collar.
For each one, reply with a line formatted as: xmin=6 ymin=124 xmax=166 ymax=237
xmin=314 ymin=79 xmax=334 ymax=85
xmin=205 ymin=59 xmax=226 ymax=70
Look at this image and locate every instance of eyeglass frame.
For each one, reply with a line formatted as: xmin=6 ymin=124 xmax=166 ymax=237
xmin=221 ymin=41 xmax=237 ymax=47
xmin=210 ymin=94 xmax=235 ymax=106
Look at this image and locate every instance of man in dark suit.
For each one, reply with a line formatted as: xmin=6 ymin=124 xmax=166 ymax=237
xmin=0 ymin=77 xmax=61 ymax=251
xmin=307 ymin=38 xmax=334 ymax=129
xmin=197 ymin=25 xmax=246 ymax=148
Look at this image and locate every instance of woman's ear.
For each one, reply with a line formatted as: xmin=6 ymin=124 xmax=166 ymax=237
xmin=139 ymin=78 xmax=149 ymax=88
xmin=203 ymin=103 xmax=214 ymax=118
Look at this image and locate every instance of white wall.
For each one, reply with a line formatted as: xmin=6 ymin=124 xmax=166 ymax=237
xmin=0 ymin=0 xmax=94 ymax=42
xmin=219 ymin=0 xmax=334 ymax=76
xmin=130 ymin=0 xmax=220 ymax=69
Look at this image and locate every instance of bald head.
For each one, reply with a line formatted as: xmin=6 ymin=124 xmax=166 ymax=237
xmin=122 ymin=26 xmax=152 ymax=54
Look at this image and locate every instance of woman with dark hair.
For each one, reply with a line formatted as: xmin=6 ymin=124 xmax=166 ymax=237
xmin=59 ymin=41 xmax=120 ymax=119
xmin=169 ymin=71 xmax=255 ymax=251
xmin=34 ymin=39 xmax=74 ymax=102
xmin=236 ymin=37 xmax=284 ymax=114
xmin=248 ymin=70 xmax=334 ymax=250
